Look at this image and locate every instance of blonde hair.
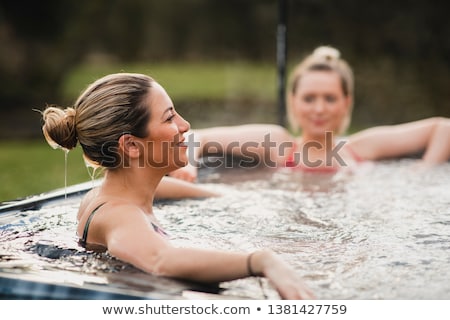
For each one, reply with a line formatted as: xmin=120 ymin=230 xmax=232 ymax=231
xmin=42 ymin=73 xmax=154 ymax=168
xmin=286 ymin=46 xmax=354 ymax=134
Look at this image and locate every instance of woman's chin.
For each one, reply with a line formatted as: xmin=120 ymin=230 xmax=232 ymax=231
xmin=173 ymin=159 xmax=189 ymax=169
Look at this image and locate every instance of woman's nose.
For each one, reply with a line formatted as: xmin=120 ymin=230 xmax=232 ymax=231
xmin=177 ymin=114 xmax=190 ymax=133
xmin=313 ymin=100 xmax=325 ymax=113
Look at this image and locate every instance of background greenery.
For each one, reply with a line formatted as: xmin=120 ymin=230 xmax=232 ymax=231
xmin=1 ymin=0 xmax=449 ymax=201
xmin=0 ymin=140 xmax=88 ymax=201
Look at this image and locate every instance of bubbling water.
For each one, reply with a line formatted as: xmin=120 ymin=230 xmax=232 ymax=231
xmin=1 ymin=159 xmax=449 ymax=299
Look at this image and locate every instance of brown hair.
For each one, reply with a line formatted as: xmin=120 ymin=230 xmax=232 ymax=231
xmin=42 ymin=73 xmax=153 ymax=168
xmin=287 ymin=46 xmax=354 ymax=134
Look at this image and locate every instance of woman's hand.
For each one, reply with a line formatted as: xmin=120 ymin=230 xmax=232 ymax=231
xmin=252 ymin=250 xmax=315 ymax=300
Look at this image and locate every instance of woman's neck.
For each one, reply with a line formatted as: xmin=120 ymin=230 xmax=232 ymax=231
xmin=101 ymin=166 xmax=165 ymax=212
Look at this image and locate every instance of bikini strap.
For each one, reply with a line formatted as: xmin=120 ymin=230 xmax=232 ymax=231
xmin=80 ymin=202 xmax=106 ymax=245
xmin=345 ymin=144 xmax=364 ymax=162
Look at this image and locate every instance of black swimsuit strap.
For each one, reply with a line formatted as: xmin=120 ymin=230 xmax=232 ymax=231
xmin=80 ymin=202 xmax=106 ymax=245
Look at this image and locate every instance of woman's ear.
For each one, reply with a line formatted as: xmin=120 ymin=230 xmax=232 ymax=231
xmin=118 ymin=134 xmax=141 ymax=159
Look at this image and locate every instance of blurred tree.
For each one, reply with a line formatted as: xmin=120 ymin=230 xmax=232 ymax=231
xmin=0 ymin=0 xmax=81 ymax=106
xmin=0 ymin=0 xmax=448 ymax=138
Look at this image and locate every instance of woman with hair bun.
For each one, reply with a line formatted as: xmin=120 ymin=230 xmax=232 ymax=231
xmin=170 ymin=46 xmax=450 ymax=179
xmin=41 ymin=73 xmax=315 ymax=300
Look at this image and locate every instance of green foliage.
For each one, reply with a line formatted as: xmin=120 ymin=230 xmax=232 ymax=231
xmin=1 ymin=0 xmax=449 ymax=140
xmin=62 ymin=61 xmax=277 ymax=102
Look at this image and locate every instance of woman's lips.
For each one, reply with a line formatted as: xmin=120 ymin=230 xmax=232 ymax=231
xmin=311 ymin=119 xmax=327 ymax=126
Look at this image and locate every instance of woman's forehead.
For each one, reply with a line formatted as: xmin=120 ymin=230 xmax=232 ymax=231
xmin=298 ymin=71 xmax=342 ymax=90
xmin=147 ymin=83 xmax=174 ymax=113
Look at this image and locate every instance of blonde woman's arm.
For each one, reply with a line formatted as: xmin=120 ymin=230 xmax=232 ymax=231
xmin=348 ymin=117 xmax=450 ymax=164
xmin=169 ymin=124 xmax=295 ymax=181
xmin=155 ymin=176 xmax=219 ymax=199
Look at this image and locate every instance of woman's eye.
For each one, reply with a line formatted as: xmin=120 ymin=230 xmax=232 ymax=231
xmin=303 ymin=95 xmax=315 ymax=103
xmin=166 ymin=114 xmax=175 ymax=122
xmin=325 ymin=95 xmax=337 ymax=103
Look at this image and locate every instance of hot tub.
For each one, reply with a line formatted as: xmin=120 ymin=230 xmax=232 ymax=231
xmin=1 ymin=159 xmax=449 ymax=299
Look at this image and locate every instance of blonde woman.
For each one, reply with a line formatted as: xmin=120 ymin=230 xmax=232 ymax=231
xmin=170 ymin=46 xmax=450 ymax=180
xmin=41 ymin=73 xmax=314 ymax=299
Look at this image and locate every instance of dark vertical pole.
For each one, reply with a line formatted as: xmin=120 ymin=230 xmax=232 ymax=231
xmin=277 ymin=0 xmax=288 ymax=127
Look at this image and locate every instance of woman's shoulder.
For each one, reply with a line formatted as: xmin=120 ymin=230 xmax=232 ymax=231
xmin=78 ymin=188 xmax=143 ymax=221
xmin=336 ymin=135 xmax=366 ymax=163
xmin=77 ymin=187 xmax=100 ymax=220
xmin=77 ymin=196 xmax=146 ymax=236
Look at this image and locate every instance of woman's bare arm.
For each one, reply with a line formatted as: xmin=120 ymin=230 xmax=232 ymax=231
xmin=349 ymin=117 xmax=450 ymax=164
xmin=103 ymin=205 xmax=314 ymax=299
xmin=169 ymin=124 xmax=295 ymax=181
xmin=155 ymin=176 xmax=219 ymax=199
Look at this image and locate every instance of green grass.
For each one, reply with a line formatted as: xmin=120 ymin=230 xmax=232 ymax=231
xmin=63 ymin=61 xmax=278 ymax=102
xmin=0 ymin=140 xmax=93 ymax=202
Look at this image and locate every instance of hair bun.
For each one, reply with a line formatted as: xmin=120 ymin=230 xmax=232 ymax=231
xmin=312 ymin=46 xmax=340 ymax=60
xmin=42 ymin=106 xmax=78 ymax=150
xmin=65 ymin=107 xmax=76 ymax=119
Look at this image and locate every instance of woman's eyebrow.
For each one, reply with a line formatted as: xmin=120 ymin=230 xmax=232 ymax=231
xmin=161 ymin=106 xmax=174 ymax=120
